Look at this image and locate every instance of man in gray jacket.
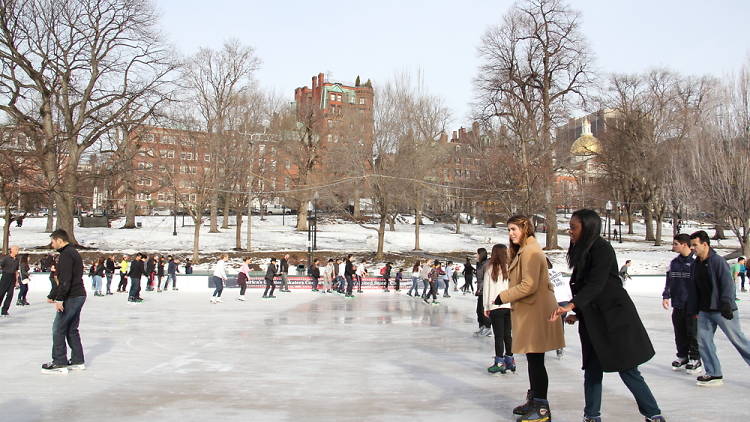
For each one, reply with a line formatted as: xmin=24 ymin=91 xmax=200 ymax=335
xmin=689 ymin=231 xmax=750 ymax=386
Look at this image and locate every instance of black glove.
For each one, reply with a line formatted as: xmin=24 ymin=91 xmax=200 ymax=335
xmin=493 ymin=295 xmax=503 ymax=306
xmin=720 ymin=302 xmax=734 ymax=320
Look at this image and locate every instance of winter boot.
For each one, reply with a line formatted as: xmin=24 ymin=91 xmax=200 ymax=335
xmin=487 ymin=356 xmax=506 ymax=374
xmin=504 ymin=355 xmax=516 ymax=373
xmin=516 ymin=398 xmax=551 ymax=422
xmin=513 ymin=390 xmax=534 ymax=415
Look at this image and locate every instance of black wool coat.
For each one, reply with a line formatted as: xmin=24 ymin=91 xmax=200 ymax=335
xmin=570 ymin=237 xmax=654 ymax=372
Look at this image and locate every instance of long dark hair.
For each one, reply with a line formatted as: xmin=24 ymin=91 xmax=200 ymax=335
xmin=477 ymin=247 xmax=488 ymax=263
xmin=412 ymin=260 xmax=421 ymax=272
xmin=567 ymin=209 xmax=603 ymax=269
xmin=488 ymin=244 xmax=509 ymax=282
xmin=19 ymin=253 xmax=29 ymax=270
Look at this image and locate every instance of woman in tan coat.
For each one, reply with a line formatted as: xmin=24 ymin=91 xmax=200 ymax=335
xmin=496 ymin=215 xmax=564 ymax=422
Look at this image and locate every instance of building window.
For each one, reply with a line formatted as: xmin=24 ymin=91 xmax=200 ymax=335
xmin=327 ymin=134 xmax=333 ymax=143
xmin=204 ymin=154 xmax=210 ymax=162
xmin=327 ymin=120 xmax=333 ymax=128
xmin=336 ymin=94 xmax=342 ymax=102
xmin=157 ymin=193 xmax=165 ymax=201
xmin=180 ymin=152 xmax=193 ymax=160
xmin=284 ymin=160 xmax=291 ymax=169
xmin=359 ymin=98 xmax=365 ymax=105
xmin=330 ymin=94 xmax=336 ymax=102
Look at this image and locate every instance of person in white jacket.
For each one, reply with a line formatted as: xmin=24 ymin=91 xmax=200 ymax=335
xmin=210 ymin=254 xmax=228 ymax=303
xmin=483 ymin=244 xmax=514 ymax=374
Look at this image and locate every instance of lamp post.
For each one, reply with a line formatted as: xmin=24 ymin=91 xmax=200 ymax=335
xmin=172 ymin=196 xmax=177 ymax=236
xmin=605 ymin=200 xmax=613 ymax=242
xmin=307 ymin=192 xmax=319 ymax=268
xmin=616 ymin=202 xmax=623 ymax=243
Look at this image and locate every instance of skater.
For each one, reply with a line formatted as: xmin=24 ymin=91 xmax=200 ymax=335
xmin=145 ymin=255 xmax=156 ymax=291
xmin=731 ymin=257 xmax=746 ymax=292
xmin=263 ymin=258 xmax=278 ymax=298
xmin=336 ymin=258 xmax=345 ymax=294
xmin=462 ymin=257 xmax=474 ymax=294
xmin=237 ymin=257 xmax=251 ymax=301
xmin=474 ymin=248 xmax=492 ymax=337
xmin=128 ymin=253 xmax=145 ymax=303
xmin=279 ymin=254 xmax=291 ymax=292
xmin=184 ymin=258 xmax=193 ymax=274
xmin=619 ymin=259 xmax=633 ymax=285
xmin=394 ymin=268 xmax=403 ymax=291
xmin=688 ymin=230 xmax=750 ymax=387
xmin=105 ymin=255 xmax=116 ymax=295
xmin=424 ymin=261 xmax=443 ymax=305
xmin=496 ymin=215 xmax=563 ymax=422
xmin=419 ymin=260 xmax=430 ymax=298
xmin=42 ymin=229 xmax=86 ymax=375
xmin=310 ymin=258 xmax=321 ymax=291
xmin=156 ymin=256 xmax=166 ymax=292
xmin=355 ymin=260 xmax=366 ymax=293
xmin=551 ymin=209 xmax=664 ymax=422
xmin=16 ymin=253 xmax=30 ymax=306
xmin=443 ymin=261 xmax=453 ymax=298
xmin=483 ymin=244 xmax=513 ymax=374
xmin=210 ymin=254 xmax=228 ymax=303
xmin=344 ymin=255 xmax=355 ymax=298
xmin=452 ymin=263 xmax=459 ymax=291
xmin=90 ymin=257 xmax=105 ymax=296
xmin=408 ymin=261 xmax=421 ymax=297
xmin=164 ymin=257 xmax=179 ymax=290
xmin=118 ymin=255 xmax=129 ymax=293
xmin=323 ymin=259 xmax=335 ymax=293
xmin=381 ymin=262 xmax=392 ymax=292
xmin=662 ymin=234 xmax=701 ymax=374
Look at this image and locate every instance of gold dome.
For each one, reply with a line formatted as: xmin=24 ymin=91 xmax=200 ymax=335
xmin=570 ymin=118 xmax=601 ymax=156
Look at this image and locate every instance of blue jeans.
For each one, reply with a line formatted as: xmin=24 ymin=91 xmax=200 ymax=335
xmin=409 ymin=276 xmax=420 ymax=295
xmin=52 ymin=295 xmax=86 ymax=365
xmin=583 ymin=348 xmax=660 ymax=418
xmin=337 ymin=276 xmax=345 ymax=291
xmin=93 ymin=275 xmax=103 ymax=293
xmin=212 ymin=276 xmax=224 ymax=297
xmin=129 ymin=276 xmax=141 ymax=298
xmin=697 ymin=310 xmax=750 ymax=377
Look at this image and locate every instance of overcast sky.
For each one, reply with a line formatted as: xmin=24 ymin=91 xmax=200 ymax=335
xmin=156 ymin=0 xmax=750 ymax=127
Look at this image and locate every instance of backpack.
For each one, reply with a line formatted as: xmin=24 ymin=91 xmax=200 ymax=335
xmin=379 ymin=266 xmax=387 ymax=275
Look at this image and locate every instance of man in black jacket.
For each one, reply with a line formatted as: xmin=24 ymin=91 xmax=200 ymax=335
xmin=42 ymin=230 xmax=86 ymax=375
xmin=344 ymin=254 xmax=355 ymax=297
xmin=0 ymin=245 xmax=20 ymax=316
xmin=128 ymin=253 xmax=145 ymax=302
xmin=310 ymin=258 xmax=321 ymax=291
xmin=279 ymin=254 xmax=290 ymax=292
xmin=263 ymin=258 xmax=278 ymax=298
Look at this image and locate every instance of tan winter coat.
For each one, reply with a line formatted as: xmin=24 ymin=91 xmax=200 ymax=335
xmin=499 ymin=236 xmax=565 ymax=354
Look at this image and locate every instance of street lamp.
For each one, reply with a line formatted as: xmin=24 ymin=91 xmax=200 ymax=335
xmin=307 ymin=192 xmax=319 ymax=269
xmin=616 ymin=202 xmax=623 ymax=243
xmin=605 ymin=200 xmax=613 ymax=242
xmin=172 ymin=195 xmax=177 ymax=236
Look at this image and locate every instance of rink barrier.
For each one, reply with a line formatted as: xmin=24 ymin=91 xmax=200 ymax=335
xmin=22 ymin=273 xmax=669 ymax=295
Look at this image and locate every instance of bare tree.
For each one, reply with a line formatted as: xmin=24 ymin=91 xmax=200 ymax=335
xmin=475 ymin=0 xmax=593 ymax=249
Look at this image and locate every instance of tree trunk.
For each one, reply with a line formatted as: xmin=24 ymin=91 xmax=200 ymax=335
xmin=543 ymin=182 xmax=559 ymax=249
xmin=192 ymin=218 xmax=201 ymax=263
xmin=45 ymin=197 xmax=54 ymax=233
xmin=627 ymin=211 xmax=634 ymax=235
xmin=713 ymin=225 xmax=727 ymax=240
xmin=413 ymin=207 xmax=422 ymax=251
xmin=376 ymin=214 xmax=386 ymax=260
xmin=455 ymin=211 xmax=461 ymax=234
xmin=644 ymin=207 xmax=655 ymax=241
xmin=233 ymin=211 xmax=243 ymax=250
xmin=209 ymin=189 xmax=219 ymax=232
xmin=124 ymin=185 xmax=136 ymax=228
xmin=2 ymin=210 xmax=10 ymax=254
xmin=222 ymin=194 xmax=230 ymax=229
xmin=742 ymin=221 xmax=750 ymax=259
xmin=246 ymin=194 xmax=253 ymax=252
xmin=296 ymin=202 xmax=309 ymax=231
xmin=54 ymin=170 xmax=79 ymax=245
xmin=353 ymin=185 xmax=361 ymax=219
xmin=654 ymin=212 xmax=663 ymax=246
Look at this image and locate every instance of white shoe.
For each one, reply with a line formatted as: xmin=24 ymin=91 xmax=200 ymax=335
xmin=68 ymin=363 xmax=86 ymax=371
xmin=210 ymin=298 xmax=216 ymax=303
xmin=215 ymin=298 xmax=223 ymax=303
xmin=237 ymin=296 xmax=246 ymax=301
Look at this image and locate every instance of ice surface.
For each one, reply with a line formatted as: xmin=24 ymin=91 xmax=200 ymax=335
xmin=1 ymin=286 xmax=749 ymax=422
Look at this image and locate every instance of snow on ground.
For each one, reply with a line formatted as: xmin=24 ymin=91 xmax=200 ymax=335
xmin=5 ymin=215 xmax=741 ymax=275
xmin=1 ymin=288 xmax=749 ymax=422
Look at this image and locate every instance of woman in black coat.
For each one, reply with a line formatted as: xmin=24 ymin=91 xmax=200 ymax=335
xmin=551 ymin=209 xmax=665 ymax=422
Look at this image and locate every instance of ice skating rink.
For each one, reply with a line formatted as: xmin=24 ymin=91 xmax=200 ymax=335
xmin=1 ymin=288 xmax=748 ymax=422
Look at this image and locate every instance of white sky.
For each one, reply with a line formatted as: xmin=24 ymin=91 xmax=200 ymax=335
xmin=155 ymin=0 xmax=750 ymax=127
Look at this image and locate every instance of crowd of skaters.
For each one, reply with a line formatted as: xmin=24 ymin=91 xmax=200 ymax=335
xmin=5 ymin=208 xmax=750 ymax=421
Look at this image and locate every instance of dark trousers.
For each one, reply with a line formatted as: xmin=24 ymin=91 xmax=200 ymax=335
xmin=740 ymin=273 xmax=746 ymax=290
xmin=311 ymin=276 xmax=319 ymax=291
xmin=427 ymin=281 xmax=437 ymax=300
xmin=52 ymin=295 xmax=86 ymax=365
xmin=476 ymin=295 xmax=491 ymax=328
xmin=672 ymin=307 xmax=700 ymax=360
xmin=128 ymin=276 xmax=141 ymax=299
xmin=463 ymin=275 xmax=474 ymax=293
xmin=211 ymin=276 xmax=224 ymax=297
xmin=239 ymin=281 xmax=247 ymax=296
xmin=0 ymin=274 xmax=15 ymax=314
xmin=345 ymin=275 xmax=354 ymax=295
xmin=490 ymin=308 xmax=513 ymax=356
xmin=263 ymin=277 xmax=275 ymax=296
xmin=164 ymin=274 xmax=176 ymax=289
xmin=157 ymin=275 xmax=164 ymax=289
xmin=394 ymin=278 xmax=400 ymax=290
xmin=17 ymin=283 xmax=29 ymax=302
xmin=583 ymin=346 xmax=661 ymax=418
xmin=527 ymin=352 xmax=548 ymax=400
xmin=383 ymin=277 xmax=389 ymax=290
xmin=356 ymin=275 xmax=363 ymax=292
xmin=118 ymin=273 xmax=128 ymax=291
xmin=105 ymin=272 xmax=113 ymax=293
xmin=422 ymin=279 xmax=429 ymax=296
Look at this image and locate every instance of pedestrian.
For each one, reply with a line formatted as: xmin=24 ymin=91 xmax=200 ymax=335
xmin=474 ymin=248 xmax=492 ymax=337
xmin=263 ymin=258 xmax=278 ymax=298
xmin=164 ymin=257 xmax=179 ymax=290
xmin=619 ymin=259 xmax=633 ymax=285
xmin=394 ymin=268 xmax=403 ymax=292
xmin=382 ymin=262 xmax=392 ymax=292
xmin=310 ymin=258 xmax=321 ymax=292
xmin=462 ymin=257 xmax=475 ymax=294
xmin=145 ymin=255 xmax=156 ymax=291
xmin=335 ymin=258 xmax=344 ymax=294
xmin=408 ymin=261 xmax=421 ymax=297
xmin=105 ymin=255 xmax=116 ymax=295
xmin=344 ymin=254 xmax=355 ymax=298
xmin=156 ymin=256 xmax=166 ymax=292
xmin=551 ymin=209 xmax=664 ymax=422
xmin=443 ymin=261 xmax=453 ymax=298
xmin=237 ymin=256 xmax=251 ymax=301
xmin=483 ymin=244 xmax=514 ymax=374
xmin=279 ymin=254 xmax=291 ymax=292
xmin=91 ymin=257 xmax=105 ymax=296
xmin=323 ymin=258 xmax=335 ymax=293
xmin=117 ymin=255 xmax=129 ymax=293
xmin=688 ymin=230 xmax=750 ymax=386
xmin=452 ymin=263 xmax=459 ymax=291
xmin=16 ymin=253 xmax=31 ymax=306
xmin=496 ymin=215 xmax=564 ymax=422
xmin=42 ymin=229 xmax=86 ymax=375
xmin=419 ymin=260 xmax=431 ymax=299
xmin=355 ymin=260 xmax=366 ymax=293
xmin=184 ymin=258 xmax=193 ymax=274
xmin=424 ymin=260 xmax=443 ymax=305
xmin=128 ymin=253 xmax=145 ymax=303
xmin=210 ymin=254 xmax=228 ymax=303
xmin=731 ymin=257 xmax=746 ymax=293
xmin=662 ymin=233 xmax=702 ymax=374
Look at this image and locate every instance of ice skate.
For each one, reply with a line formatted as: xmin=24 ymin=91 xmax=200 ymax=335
xmin=504 ymin=355 xmax=516 ymax=373
xmin=516 ymin=398 xmax=551 ymax=422
xmin=686 ymin=359 xmax=703 ymax=375
xmin=696 ymin=375 xmax=723 ymax=387
xmin=67 ymin=361 xmax=86 ymax=371
xmin=41 ymin=362 xmax=68 ymax=375
xmin=671 ymin=357 xmax=688 ymax=371
xmin=487 ymin=357 xmax=506 ymax=375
